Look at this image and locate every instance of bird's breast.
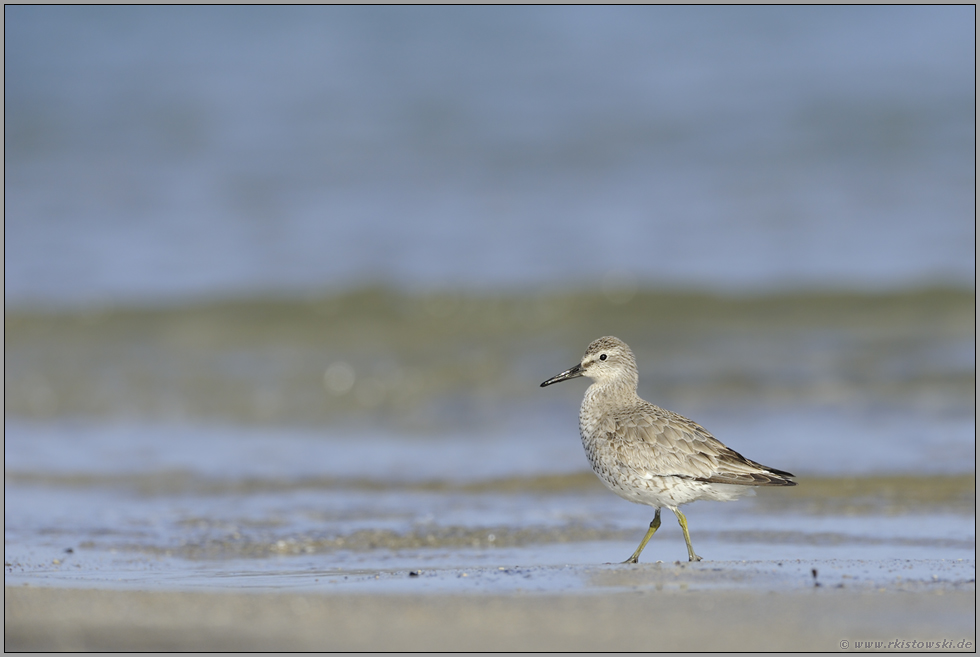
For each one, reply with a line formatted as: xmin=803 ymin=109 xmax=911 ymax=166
xmin=578 ymin=398 xmax=623 ymax=470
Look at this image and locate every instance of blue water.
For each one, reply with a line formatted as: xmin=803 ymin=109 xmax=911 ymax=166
xmin=5 ymin=6 xmax=975 ymax=307
xmin=3 ymin=405 xmax=976 ymax=482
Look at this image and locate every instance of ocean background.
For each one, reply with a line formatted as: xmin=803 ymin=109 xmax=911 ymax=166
xmin=4 ymin=6 xmax=975 ymax=587
xmin=5 ymin=5 xmax=975 ymax=305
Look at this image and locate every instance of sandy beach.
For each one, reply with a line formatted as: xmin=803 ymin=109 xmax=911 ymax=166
xmin=6 ymin=582 xmax=975 ymax=652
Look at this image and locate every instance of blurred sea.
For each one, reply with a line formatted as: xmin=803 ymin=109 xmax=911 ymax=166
xmin=4 ymin=7 xmax=975 ymax=587
xmin=4 ymin=6 xmax=976 ymax=305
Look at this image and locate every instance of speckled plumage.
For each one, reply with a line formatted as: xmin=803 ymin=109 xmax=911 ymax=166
xmin=541 ymin=336 xmax=795 ymax=563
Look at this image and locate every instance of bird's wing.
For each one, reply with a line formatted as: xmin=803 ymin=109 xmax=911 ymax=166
xmin=613 ymin=403 xmax=795 ymax=486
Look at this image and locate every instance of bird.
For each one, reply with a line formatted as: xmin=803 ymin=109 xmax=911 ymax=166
xmin=540 ymin=336 xmax=795 ymax=563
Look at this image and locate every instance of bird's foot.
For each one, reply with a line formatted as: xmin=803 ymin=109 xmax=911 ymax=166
xmin=689 ymin=554 xmax=703 ymax=562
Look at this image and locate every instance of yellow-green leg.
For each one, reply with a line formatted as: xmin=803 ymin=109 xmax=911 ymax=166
xmin=623 ymin=508 xmax=661 ymax=564
xmin=671 ymin=507 xmax=702 ymax=562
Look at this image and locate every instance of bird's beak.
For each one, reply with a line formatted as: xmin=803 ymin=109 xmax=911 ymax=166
xmin=540 ymin=363 xmax=584 ymax=387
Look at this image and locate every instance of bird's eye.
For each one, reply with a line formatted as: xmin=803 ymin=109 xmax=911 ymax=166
xmin=599 ymin=354 xmax=607 ymax=361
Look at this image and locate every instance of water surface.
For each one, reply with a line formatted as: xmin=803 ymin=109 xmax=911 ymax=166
xmin=4 ymin=7 xmax=975 ymax=598
xmin=5 ymin=6 xmax=975 ymax=305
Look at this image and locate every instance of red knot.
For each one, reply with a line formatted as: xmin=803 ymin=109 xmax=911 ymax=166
xmin=541 ymin=336 xmax=796 ymax=563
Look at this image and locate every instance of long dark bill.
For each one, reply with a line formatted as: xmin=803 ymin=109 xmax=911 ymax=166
xmin=540 ymin=363 xmax=584 ymax=387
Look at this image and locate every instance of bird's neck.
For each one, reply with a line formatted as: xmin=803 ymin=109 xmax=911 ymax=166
xmin=584 ymin=377 xmax=638 ymax=406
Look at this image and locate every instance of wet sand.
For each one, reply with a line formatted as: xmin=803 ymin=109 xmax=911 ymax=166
xmin=6 ymin=468 xmax=975 ymax=651
xmin=7 ymin=557 xmax=977 ymax=652
xmin=6 ymin=583 xmax=975 ymax=652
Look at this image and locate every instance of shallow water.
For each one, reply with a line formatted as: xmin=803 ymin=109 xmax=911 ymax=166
xmin=4 ymin=286 xmax=975 ymax=595
xmin=5 ymin=417 xmax=974 ymax=594
xmin=4 ymin=8 xmax=975 ymax=606
xmin=5 ymin=485 xmax=974 ymax=595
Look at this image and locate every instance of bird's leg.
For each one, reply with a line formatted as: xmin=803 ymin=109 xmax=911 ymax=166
xmin=671 ymin=508 xmax=702 ymax=562
xmin=622 ymin=508 xmax=661 ymax=564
